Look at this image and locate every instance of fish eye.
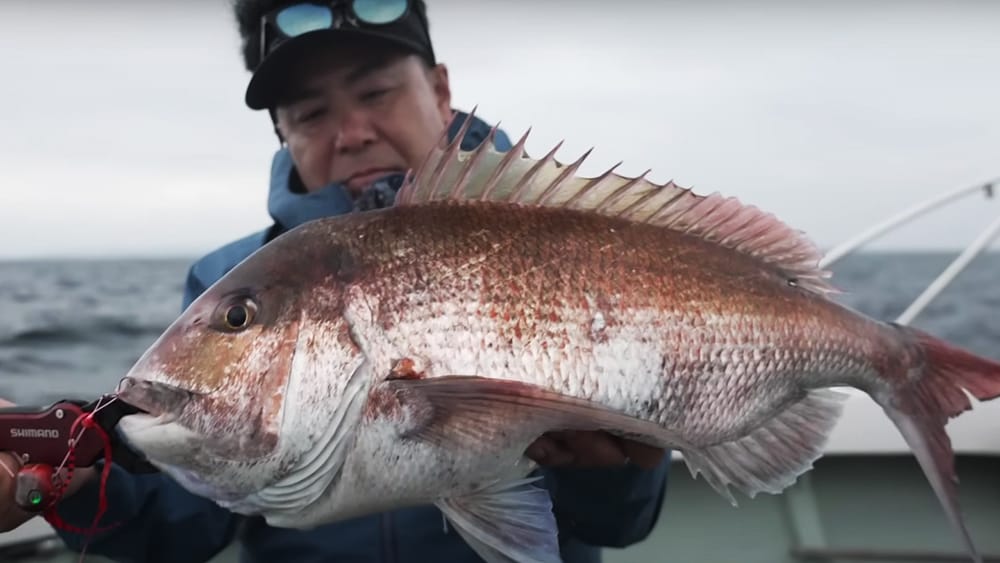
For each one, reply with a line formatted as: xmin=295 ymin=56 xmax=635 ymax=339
xmin=219 ymin=297 xmax=257 ymax=332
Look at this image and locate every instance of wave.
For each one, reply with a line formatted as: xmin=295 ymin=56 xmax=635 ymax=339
xmin=0 ymin=317 xmax=168 ymax=347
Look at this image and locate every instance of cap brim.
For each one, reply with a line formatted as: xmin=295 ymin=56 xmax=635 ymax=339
xmin=245 ymin=28 xmax=431 ymax=110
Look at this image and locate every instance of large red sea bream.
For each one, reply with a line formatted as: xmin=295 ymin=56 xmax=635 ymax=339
xmin=115 ymin=114 xmax=1000 ymax=563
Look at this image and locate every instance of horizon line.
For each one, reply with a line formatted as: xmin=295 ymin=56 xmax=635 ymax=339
xmin=2 ymin=247 xmax=999 ymax=264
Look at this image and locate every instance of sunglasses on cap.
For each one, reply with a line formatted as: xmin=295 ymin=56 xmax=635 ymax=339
xmin=259 ymin=0 xmax=411 ymax=62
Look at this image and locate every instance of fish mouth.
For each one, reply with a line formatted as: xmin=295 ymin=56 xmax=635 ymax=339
xmin=116 ymin=376 xmax=199 ymax=420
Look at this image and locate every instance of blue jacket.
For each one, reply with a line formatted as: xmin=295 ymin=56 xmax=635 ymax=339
xmin=53 ymin=112 xmax=670 ymax=563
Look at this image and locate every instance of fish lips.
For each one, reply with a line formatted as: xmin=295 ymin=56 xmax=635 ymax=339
xmin=116 ymin=376 xmax=198 ymax=420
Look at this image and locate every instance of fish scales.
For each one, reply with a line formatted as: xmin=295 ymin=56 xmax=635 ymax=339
xmin=328 ymin=201 xmax=883 ymax=444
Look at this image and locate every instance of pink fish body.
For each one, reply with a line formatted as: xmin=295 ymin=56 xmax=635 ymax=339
xmin=115 ymin=113 xmax=1000 ymax=563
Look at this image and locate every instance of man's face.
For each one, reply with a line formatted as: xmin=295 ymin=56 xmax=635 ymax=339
xmin=273 ymin=44 xmax=453 ymax=196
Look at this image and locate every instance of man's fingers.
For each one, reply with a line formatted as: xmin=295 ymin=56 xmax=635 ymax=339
xmin=621 ymin=441 xmax=668 ymax=469
xmin=0 ymin=399 xmax=19 ymax=477
xmin=525 ymin=435 xmax=576 ymax=467
xmin=0 ymin=451 xmax=31 ymax=532
xmin=527 ymin=432 xmax=668 ymax=469
xmin=0 ymin=452 xmax=20 ymax=480
xmin=558 ymin=431 xmax=630 ymax=467
xmin=524 ymin=437 xmax=551 ymax=463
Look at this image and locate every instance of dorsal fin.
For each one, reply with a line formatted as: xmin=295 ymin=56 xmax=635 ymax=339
xmin=396 ymin=109 xmax=837 ymax=296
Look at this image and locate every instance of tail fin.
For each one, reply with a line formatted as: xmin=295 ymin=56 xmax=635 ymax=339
xmin=881 ymin=324 xmax=1000 ymax=563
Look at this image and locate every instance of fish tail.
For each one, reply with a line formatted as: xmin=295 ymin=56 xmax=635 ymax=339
xmin=897 ymin=323 xmax=1000 ymax=415
xmin=879 ymin=324 xmax=1000 ymax=563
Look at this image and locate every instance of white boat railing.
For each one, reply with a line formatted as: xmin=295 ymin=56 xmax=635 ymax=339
xmin=897 ymin=212 xmax=1000 ymax=326
xmin=819 ymin=176 xmax=1000 ymax=455
xmin=819 ymin=178 xmax=998 ymax=326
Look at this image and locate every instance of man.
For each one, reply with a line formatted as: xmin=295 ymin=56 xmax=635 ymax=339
xmin=0 ymin=1 xmax=671 ymax=561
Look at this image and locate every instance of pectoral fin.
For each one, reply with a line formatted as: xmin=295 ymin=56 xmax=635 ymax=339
xmin=385 ymin=374 xmax=672 ymax=449
xmin=436 ymin=477 xmax=561 ymax=563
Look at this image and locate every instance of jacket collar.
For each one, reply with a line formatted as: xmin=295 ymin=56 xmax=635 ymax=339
xmin=266 ymin=110 xmax=499 ymax=233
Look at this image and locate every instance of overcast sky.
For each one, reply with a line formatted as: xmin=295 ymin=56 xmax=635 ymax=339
xmin=1 ymin=0 xmax=998 ymax=259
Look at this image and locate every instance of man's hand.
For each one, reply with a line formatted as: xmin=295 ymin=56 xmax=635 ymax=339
xmin=526 ymin=431 xmax=667 ymax=470
xmin=0 ymin=398 xmax=96 ymax=532
xmin=0 ymin=397 xmax=34 ymax=532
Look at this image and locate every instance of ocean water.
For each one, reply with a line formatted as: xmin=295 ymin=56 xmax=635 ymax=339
xmin=0 ymin=259 xmax=191 ymax=406
xmin=0 ymin=252 xmax=998 ymax=407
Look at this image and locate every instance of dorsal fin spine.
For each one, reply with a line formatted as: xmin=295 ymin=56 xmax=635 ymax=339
xmin=594 ymin=170 xmax=652 ymax=214
xmin=638 ymin=185 xmax=688 ymax=224
xmin=728 ymin=219 xmax=775 ymax=251
xmin=428 ymin=107 xmax=479 ymax=200
xmin=617 ymin=185 xmax=664 ymax=221
xmin=703 ymin=200 xmax=749 ymax=237
xmin=689 ymin=195 xmax=748 ymax=238
xmin=536 ymin=148 xmax=594 ymax=206
xmin=651 ymin=191 xmax=699 ymax=228
xmin=508 ymin=140 xmax=564 ymax=204
xmin=480 ymin=129 xmax=531 ymax=201
xmin=449 ymin=128 xmax=497 ymax=200
xmin=398 ymin=119 xmax=838 ymax=297
xmin=715 ymin=208 xmax=765 ymax=247
xmin=397 ymin=111 xmax=458 ymax=205
xmin=563 ymin=162 xmax=623 ymax=210
xmin=676 ymin=193 xmax=726 ymax=235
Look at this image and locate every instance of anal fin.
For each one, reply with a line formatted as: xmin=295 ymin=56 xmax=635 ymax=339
xmin=682 ymin=388 xmax=847 ymax=506
xmin=436 ymin=477 xmax=561 ymax=563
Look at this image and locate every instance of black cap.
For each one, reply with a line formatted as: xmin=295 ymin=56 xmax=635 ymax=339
xmin=245 ymin=1 xmax=436 ymax=110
